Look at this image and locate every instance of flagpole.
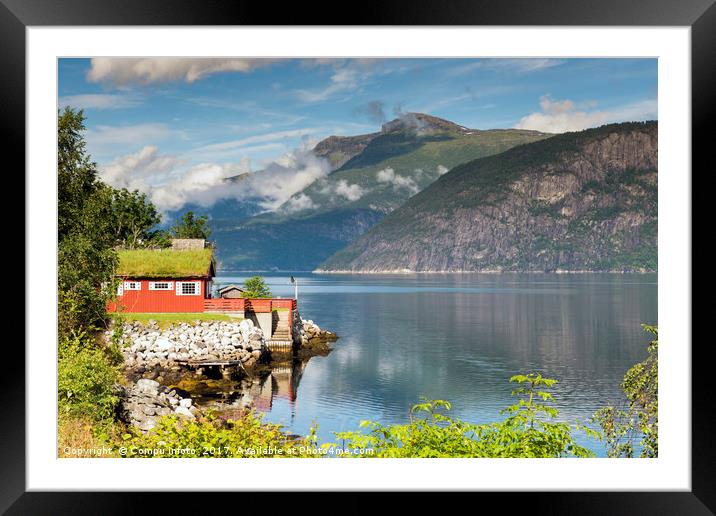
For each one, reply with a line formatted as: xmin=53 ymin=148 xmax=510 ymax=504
xmin=290 ymin=276 xmax=298 ymax=303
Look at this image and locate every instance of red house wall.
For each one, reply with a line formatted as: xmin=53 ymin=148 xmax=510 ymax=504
xmin=108 ymin=278 xmax=208 ymax=313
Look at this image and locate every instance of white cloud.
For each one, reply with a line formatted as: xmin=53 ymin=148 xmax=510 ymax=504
xmin=314 ymin=178 xmax=367 ymax=204
xmin=437 ymin=165 xmax=449 ymax=175
xmin=87 ymin=58 xmax=280 ymax=85
xmin=333 ymin=180 xmax=365 ymax=201
xmin=100 ymin=146 xmax=185 ymax=190
xmin=98 ymin=144 xmax=330 ymax=213
xmin=515 ymin=95 xmax=658 ymax=133
xmin=283 ymin=193 xmax=317 ymax=214
xmin=195 ymin=128 xmax=325 ymax=156
xmin=376 ymin=167 xmax=420 ymax=194
xmin=293 ymin=68 xmax=361 ymax=103
xmin=252 ymin=148 xmax=331 ymax=210
xmin=447 ymin=59 xmax=565 ymax=77
xmin=86 ymin=123 xmax=175 ymax=148
xmin=59 ymin=93 xmax=141 ymax=110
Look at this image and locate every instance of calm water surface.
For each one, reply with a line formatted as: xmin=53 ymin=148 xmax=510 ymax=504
xmin=212 ymin=273 xmax=657 ymax=456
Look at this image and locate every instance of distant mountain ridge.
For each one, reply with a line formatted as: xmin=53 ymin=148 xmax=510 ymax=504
xmin=210 ymin=113 xmax=551 ymax=271
xmin=318 ymin=121 xmax=658 ymax=273
xmin=312 ymin=132 xmax=379 ymax=169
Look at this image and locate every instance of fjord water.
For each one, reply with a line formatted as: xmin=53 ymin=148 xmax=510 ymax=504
xmin=216 ymin=273 xmax=657 ymax=456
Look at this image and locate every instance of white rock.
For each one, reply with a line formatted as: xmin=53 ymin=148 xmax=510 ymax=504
xmin=174 ymin=406 xmax=195 ymax=419
xmin=136 ymin=378 xmax=160 ymax=394
xmin=155 ymin=338 xmax=173 ymax=351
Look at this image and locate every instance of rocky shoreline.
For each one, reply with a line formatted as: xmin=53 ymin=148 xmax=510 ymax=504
xmin=111 ymin=319 xmax=269 ymax=375
xmin=111 ymin=316 xmax=338 ymax=432
xmin=293 ymin=316 xmax=339 ymax=355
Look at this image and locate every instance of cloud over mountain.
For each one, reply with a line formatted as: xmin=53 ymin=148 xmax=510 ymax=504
xmin=99 ymin=144 xmax=330 ymax=213
xmin=87 ymin=58 xmax=280 ymax=85
xmin=515 ymin=95 xmax=657 ymax=133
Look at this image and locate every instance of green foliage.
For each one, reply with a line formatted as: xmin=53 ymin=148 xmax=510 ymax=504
xmin=242 ymin=276 xmax=272 ymax=298
xmin=58 ymin=330 xmax=121 ymax=422
xmin=119 ymin=412 xmax=315 ymax=458
xmin=593 ymin=325 xmax=658 ymax=457
xmin=58 ymin=107 xmax=102 ymax=241
xmin=333 ymin=374 xmax=595 ymax=458
xmin=58 ymin=108 xmax=118 ymax=336
xmin=171 ymin=211 xmax=212 ymax=240
xmin=107 ymin=188 xmax=163 ymax=248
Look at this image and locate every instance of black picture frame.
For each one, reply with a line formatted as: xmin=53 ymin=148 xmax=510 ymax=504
xmin=4 ymin=0 xmax=710 ymax=513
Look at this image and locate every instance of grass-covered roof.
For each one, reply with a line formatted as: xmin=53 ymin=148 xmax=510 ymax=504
xmin=116 ymin=248 xmax=214 ymax=278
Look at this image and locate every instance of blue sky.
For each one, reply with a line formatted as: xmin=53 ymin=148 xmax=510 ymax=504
xmin=58 ymin=58 xmax=657 ymax=212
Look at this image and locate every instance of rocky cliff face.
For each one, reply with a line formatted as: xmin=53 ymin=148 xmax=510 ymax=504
xmin=312 ymin=132 xmax=379 ymax=169
xmin=319 ymin=122 xmax=658 ymax=273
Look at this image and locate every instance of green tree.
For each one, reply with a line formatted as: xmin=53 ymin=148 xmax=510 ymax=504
xmin=592 ymin=325 xmax=658 ymax=457
xmin=58 ymin=107 xmax=102 ymax=241
xmin=57 ymin=108 xmax=118 ymax=335
xmin=171 ymin=211 xmax=212 ymax=240
xmin=242 ymin=276 xmax=272 ymax=298
xmin=108 ymin=188 xmax=162 ymax=248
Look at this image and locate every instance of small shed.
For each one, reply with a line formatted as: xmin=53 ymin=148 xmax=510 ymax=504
xmin=218 ymin=284 xmax=245 ymax=299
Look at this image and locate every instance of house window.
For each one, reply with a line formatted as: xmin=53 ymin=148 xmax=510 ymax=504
xmin=149 ymin=281 xmax=173 ymax=290
xmin=176 ymin=281 xmax=201 ymax=296
xmin=124 ymin=281 xmax=141 ymax=290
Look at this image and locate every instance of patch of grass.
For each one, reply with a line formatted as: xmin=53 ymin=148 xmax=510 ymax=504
xmin=58 ymin=415 xmax=121 ymax=458
xmin=116 ymin=248 xmax=213 ymax=278
xmin=112 ymin=312 xmax=238 ymax=328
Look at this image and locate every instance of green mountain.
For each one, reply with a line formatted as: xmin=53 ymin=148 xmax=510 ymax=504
xmin=211 ymin=113 xmax=550 ymax=271
xmin=318 ymin=121 xmax=658 ymax=273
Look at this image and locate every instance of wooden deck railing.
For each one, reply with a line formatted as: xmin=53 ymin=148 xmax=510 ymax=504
xmin=204 ymin=298 xmax=297 ymax=313
xmin=203 ymin=298 xmax=246 ymax=312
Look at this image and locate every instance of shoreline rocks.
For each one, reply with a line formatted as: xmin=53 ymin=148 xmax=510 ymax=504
xmin=294 ymin=316 xmax=339 ymax=354
xmin=109 ymin=319 xmax=269 ymax=373
xmin=119 ymin=378 xmax=199 ymax=432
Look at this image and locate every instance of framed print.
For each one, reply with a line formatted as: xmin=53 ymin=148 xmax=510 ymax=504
xmin=5 ymin=0 xmax=711 ymax=512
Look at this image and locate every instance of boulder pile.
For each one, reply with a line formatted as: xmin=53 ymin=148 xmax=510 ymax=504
xmin=111 ymin=319 xmax=268 ymax=371
xmin=294 ymin=316 xmax=339 ymax=352
xmin=119 ymin=378 xmax=199 ymax=432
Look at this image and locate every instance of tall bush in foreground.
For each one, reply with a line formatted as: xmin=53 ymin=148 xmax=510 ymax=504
xmin=593 ymin=325 xmax=658 ymax=457
xmin=333 ymin=374 xmax=595 ymax=458
xmin=57 ymin=330 xmax=121 ymax=423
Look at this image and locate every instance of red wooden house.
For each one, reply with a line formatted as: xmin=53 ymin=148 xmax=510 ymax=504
xmin=107 ymin=247 xmax=216 ymax=313
xmin=106 ymin=245 xmax=298 ymax=345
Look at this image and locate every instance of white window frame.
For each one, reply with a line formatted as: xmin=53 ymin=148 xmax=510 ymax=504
xmin=116 ymin=283 xmax=124 ymax=296
xmin=124 ymin=281 xmax=141 ymax=291
xmin=176 ymin=281 xmax=201 ymax=296
xmin=149 ymin=281 xmax=174 ymax=291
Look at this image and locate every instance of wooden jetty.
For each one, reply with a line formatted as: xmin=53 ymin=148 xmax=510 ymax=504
xmin=176 ymin=358 xmax=245 ymax=379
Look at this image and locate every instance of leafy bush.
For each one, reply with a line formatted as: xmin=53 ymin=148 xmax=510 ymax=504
xmin=58 ymin=330 xmax=121 ymax=422
xmin=593 ymin=325 xmax=658 ymax=457
xmin=242 ymin=276 xmax=272 ymax=298
xmin=119 ymin=412 xmax=316 ymax=458
xmin=333 ymin=374 xmax=596 ymax=458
